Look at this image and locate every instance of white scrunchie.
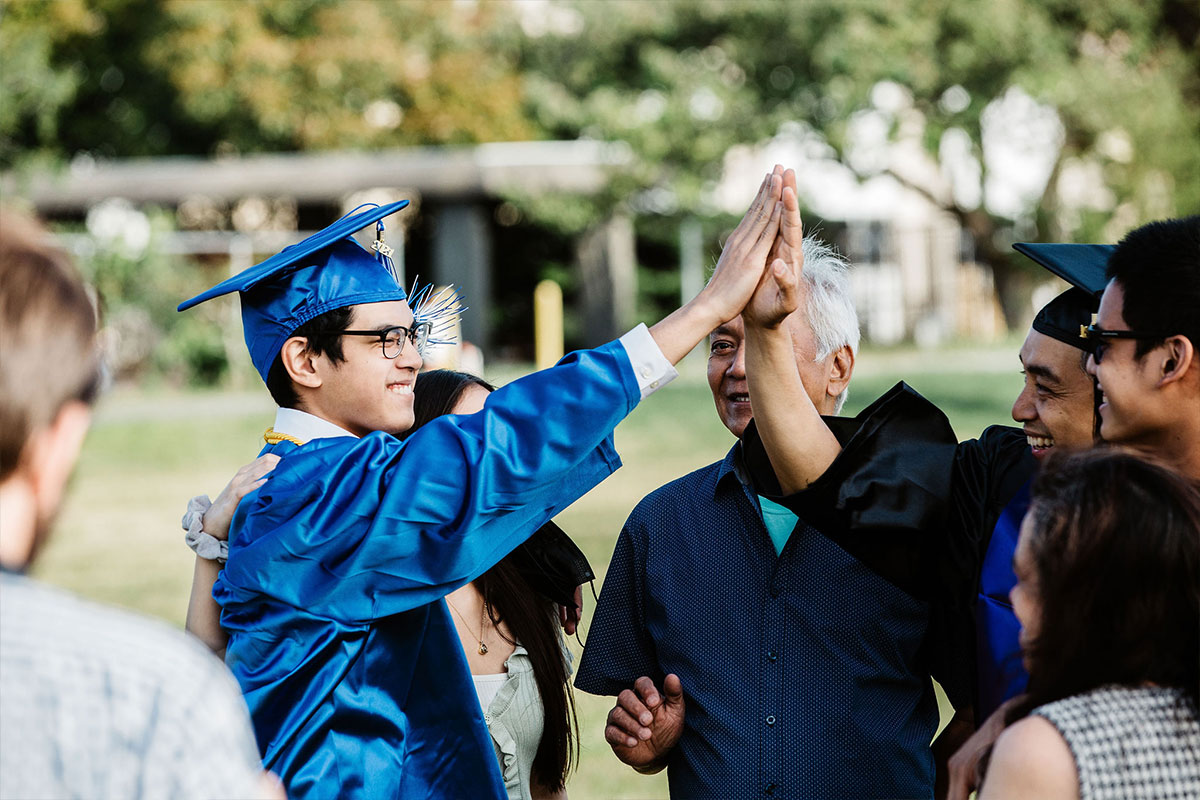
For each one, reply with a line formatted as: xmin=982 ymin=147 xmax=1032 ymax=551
xmin=181 ymin=494 xmax=228 ymax=563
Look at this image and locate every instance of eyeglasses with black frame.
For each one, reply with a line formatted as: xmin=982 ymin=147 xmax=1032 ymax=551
xmin=1083 ymin=322 xmax=1174 ymax=364
xmin=339 ymin=321 xmax=433 ymax=359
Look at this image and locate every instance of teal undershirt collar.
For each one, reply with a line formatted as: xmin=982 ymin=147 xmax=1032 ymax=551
xmin=758 ymin=495 xmax=799 ymax=556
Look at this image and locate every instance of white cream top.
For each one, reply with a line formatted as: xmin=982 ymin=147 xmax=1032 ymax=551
xmin=472 ymin=672 xmax=509 ymax=717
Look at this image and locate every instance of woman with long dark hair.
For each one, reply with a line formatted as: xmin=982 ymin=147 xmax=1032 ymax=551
xmin=979 ymin=449 xmax=1200 ymax=798
xmin=400 ymin=369 xmax=577 ymax=800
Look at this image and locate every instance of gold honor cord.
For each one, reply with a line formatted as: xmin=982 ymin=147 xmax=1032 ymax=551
xmin=263 ymin=428 xmax=307 ymax=447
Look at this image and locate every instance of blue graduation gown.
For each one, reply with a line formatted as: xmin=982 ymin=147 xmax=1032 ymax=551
xmin=215 ymin=341 xmax=639 ymax=798
xmin=974 ymin=481 xmax=1032 ymax=720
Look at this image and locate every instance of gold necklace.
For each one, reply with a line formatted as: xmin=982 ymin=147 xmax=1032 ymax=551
xmin=446 ymin=597 xmax=490 ymax=655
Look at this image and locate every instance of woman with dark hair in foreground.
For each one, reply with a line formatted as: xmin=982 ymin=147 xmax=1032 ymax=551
xmin=979 ymin=449 xmax=1200 ymax=799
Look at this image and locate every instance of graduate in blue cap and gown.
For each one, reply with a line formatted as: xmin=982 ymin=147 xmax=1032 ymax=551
xmin=178 ymin=176 xmax=792 ymax=799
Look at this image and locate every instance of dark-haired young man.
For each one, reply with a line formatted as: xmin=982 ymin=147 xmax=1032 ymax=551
xmin=177 ymin=179 xmax=799 ymax=799
xmin=1088 ymin=215 xmax=1200 ymax=479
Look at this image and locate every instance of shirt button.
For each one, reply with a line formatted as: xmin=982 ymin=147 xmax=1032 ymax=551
xmin=766 ymin=714 xmax=776 ymax=726
xmin=767 ymin=650 xmax=778 ymax=662
xmin=640 ymin=366 xmax=652 ymax=379
xmin=649 ymin=380 xmax=659 ymax=389
xmin=766 ymin=784 xmax=778 ymax=796
xmin=769 ymin=585 xmax=780 ymax=598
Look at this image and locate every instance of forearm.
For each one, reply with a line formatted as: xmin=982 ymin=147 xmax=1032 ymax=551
xmin=743 ymin=325 xmax=840 ymax=493
xmin=185 ymin=555 xmax=228 ymax=657
xmin=648 ymin=295 xmax=722 ymax=365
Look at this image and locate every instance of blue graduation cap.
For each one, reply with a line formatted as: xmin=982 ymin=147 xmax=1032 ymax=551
xmin=178 ymin=201 xmax=410 ymax=384
xmin=1012 ymin=242 xmax=1114 ymax=296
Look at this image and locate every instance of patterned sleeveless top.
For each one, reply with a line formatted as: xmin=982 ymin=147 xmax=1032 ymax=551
xmin=1033 ymin=685 xmax=1200 ymax=800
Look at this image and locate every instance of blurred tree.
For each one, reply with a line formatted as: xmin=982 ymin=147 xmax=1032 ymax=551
xmin=0 ymin=0 xmax=225 ymax=165
xmin=511 ymin=0 xmax=1200 ymax=324
xmin=149 ymin=0 xmax=532 ymax=152
xmin=5 ymin=0 xmax=1197 ymax=326
xmin=0 ymin=0 xmax=533 ymax=165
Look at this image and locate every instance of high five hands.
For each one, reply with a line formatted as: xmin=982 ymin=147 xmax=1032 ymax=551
xmin=604 ymin=169 xmax=808 ymax=772
xmin=744 ymin=165 xmax=805 ymax=329
xmin=699 ymin=163 xmax=806 ymax=332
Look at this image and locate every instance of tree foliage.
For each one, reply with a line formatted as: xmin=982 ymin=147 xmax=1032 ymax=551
xmin=512 ymin=0 xmax=1200 ymax=321
xmin=3 ymin=0 xmax=1197 ymax=324
xmin=0 ymin=0 xmax=531 ymax=164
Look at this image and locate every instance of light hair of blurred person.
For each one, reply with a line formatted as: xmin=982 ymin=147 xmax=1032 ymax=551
xmin=0 ymin=207 xmax=283 ymax=800
xmin=979 ymin=448 xmax=1200 ymax=798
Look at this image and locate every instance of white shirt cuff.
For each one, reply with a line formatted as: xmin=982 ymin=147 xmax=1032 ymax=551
xmin=618 ymin=323 xmax=678 ymax=400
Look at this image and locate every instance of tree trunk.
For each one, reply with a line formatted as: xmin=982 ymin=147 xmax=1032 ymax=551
xmin=961 ymin=208 xmax=1032 ymax=332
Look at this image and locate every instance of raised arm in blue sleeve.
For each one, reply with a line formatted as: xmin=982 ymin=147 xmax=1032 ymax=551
xmin=216 ymin=339 xmax=640 ymax=623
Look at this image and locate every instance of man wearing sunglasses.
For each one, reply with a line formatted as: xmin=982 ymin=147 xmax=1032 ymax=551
xmin=1087 ymin=216 xmax=1200 ymax=480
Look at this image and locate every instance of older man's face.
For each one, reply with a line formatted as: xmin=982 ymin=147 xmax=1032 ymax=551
xmin=1011 ymin=329 xmax=1096 ymax=459
xmin=707 ymin=313 xmax=834 ymax=438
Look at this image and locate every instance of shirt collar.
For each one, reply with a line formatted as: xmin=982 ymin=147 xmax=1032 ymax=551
xmin=714 ymin=441 xmax=750 ymax=498
xmin=273 ymin=407 xmax=357 ymax=444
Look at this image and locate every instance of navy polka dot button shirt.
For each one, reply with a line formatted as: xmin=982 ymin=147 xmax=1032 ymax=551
xmin=576 ymin=445 xmax=939 ymax=799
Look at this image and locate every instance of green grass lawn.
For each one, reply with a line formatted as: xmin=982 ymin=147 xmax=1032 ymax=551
xmin=34 ymin=341 xmax=1024 ymax=799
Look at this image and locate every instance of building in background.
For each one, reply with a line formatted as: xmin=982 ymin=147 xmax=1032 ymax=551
xmin=5 ymin=137 xmax=1016 ymax=379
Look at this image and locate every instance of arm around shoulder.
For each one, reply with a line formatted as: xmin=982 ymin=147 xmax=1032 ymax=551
xmin=978 ymin=716 xmax=1079 ymax=800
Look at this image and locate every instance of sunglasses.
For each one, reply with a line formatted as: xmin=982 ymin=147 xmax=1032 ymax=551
xmin=1083 ymin=322 xmax=1174 ymax=364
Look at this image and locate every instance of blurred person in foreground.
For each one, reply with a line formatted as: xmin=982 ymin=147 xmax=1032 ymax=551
xmin=174 ymin=175 xmax=793 ymax=799
xmin=978 ymin=449 xmax=1200 ymax=798
xmin=578 ymin=168 xmax=975 ymax=797
xmin=0 ymin=208 xmax=280 ymax=800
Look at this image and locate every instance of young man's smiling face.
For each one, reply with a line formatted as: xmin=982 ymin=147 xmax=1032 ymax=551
xmin=311 ymin=300 xmax=422 ymax=437
xmin=1011 ymin=329 xmax=1096 ymax=459
xmin=1086 ymin=280 xmax=1171 ymax=446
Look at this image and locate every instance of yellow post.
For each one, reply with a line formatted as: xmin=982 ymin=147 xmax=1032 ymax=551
xmin=534 ymin=279 xmax=564 ymax=370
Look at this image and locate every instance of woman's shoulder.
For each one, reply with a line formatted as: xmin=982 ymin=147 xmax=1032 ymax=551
xmin=980 ymin=716 xmax=1079 ymax=800
xmin=1028 ymin=685 xmax=1200 ymax=797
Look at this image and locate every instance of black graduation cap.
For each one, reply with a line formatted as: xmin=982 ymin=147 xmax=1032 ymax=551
xmin=1012 ymin=242 xmax=1114 ymax=296
xmin=1031 ymin=287 xmax=1098 ymax=352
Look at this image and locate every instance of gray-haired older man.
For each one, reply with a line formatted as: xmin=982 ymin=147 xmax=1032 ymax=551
xmin=577 ymin=169 xmax=965 ymax=799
